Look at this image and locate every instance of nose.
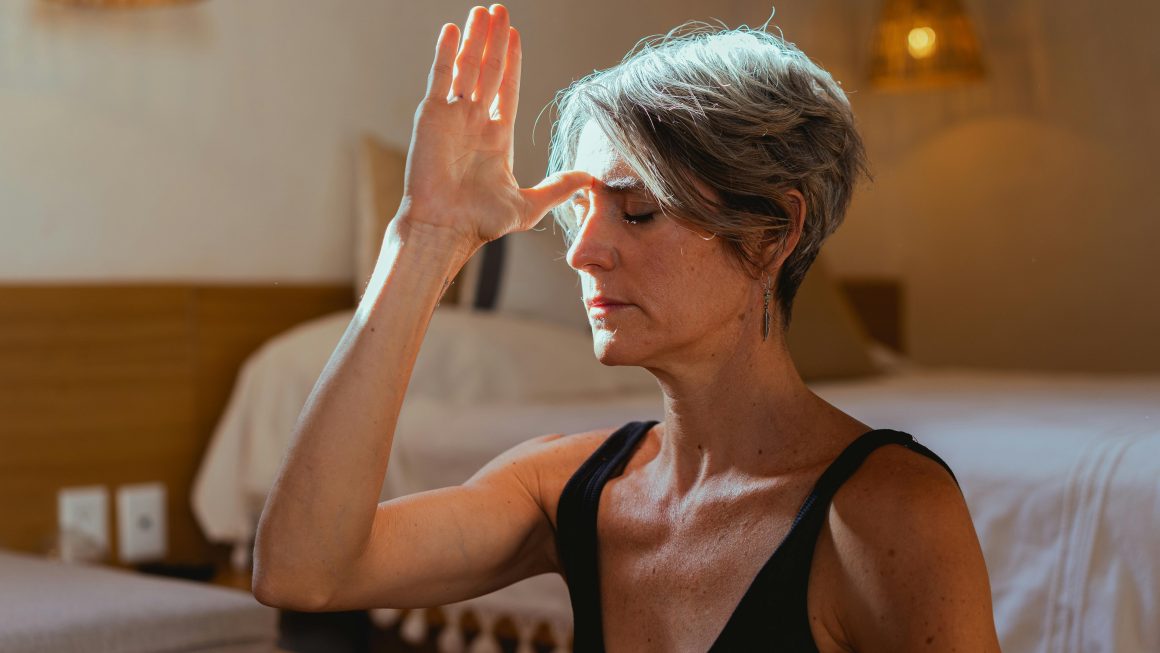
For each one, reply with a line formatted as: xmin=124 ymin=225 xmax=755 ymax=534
xmin=565 ymin=191 xmax=618 ymax=272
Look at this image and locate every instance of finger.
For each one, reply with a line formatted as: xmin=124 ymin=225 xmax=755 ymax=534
xmin=494 ymin=26 xmax=521 ymax=125
xmin=425 ymin=23 xmax=460 ymax=101
xmin=521 ymin=171 xmax=595 ymax=223
xmin=473 ymin=4 xmax=510 ymax=106
xmin=449 ymin=6 xmax=490 ymax=101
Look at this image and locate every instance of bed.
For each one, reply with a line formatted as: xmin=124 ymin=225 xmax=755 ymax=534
xmin=192 ymin=136 xmax=1159 ymax=653
xmin=191 ymin=302 xmax=1160 ymax=653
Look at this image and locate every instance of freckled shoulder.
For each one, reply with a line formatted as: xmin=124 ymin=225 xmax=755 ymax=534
xmin=507 ymin=426 xmax=623 ymax=527
xmin=462 ymin=427 xmax=619 ymax=578
xmin=812 ymin=444 xmax=1000 ymax=651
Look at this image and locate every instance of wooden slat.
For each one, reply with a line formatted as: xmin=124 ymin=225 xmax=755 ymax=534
xmin=0 ymin=284 xmax=353 ymax=568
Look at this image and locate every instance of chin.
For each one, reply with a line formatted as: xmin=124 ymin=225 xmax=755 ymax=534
xmin=590 ymin=327 xmax=647 ymax=367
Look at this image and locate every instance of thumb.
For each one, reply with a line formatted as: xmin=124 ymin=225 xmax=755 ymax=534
xmin=521 ymin=170 xmax=593 ymax=224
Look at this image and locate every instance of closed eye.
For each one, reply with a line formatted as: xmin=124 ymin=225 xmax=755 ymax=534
xmin=569 ymin=190 xmax=656 ymax=225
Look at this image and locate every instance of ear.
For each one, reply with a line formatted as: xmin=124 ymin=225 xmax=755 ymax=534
xmin=762 ymin=189 xmax=807 ymax=275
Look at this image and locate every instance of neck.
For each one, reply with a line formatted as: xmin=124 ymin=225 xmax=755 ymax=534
xmin=645 ymin=329 xmax=867 ymax=496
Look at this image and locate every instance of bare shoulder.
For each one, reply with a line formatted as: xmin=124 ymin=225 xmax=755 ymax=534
xmin=470 ymin=425 xmax=621 ymax=526
xmin=817 ymin=443 xmax=1002 ymax=652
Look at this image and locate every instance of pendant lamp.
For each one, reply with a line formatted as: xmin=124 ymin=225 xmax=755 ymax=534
xmin=41 ymin=0 xmax=201 ymax=7
xmin=870 ymin=0 xmax=986 ymax=90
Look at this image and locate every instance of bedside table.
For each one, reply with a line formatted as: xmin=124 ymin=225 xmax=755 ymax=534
xmin=211 ymin=565 xmax=255 ymax=592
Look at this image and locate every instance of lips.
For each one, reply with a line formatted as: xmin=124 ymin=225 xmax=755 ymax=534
xmin=586 ymin=295 xmax=630 ymax=309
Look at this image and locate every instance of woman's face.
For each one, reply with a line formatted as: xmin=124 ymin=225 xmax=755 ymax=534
xmin=565 ymin=119 xmax=757 ymax=369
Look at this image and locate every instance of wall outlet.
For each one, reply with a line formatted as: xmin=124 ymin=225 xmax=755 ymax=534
xmin=116 ymin=482 xmax=167 ymax=564
xmin=58 ymin=485 xmax=110 ymax=563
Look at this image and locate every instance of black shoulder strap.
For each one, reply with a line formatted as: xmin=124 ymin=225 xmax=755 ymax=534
xmin=788 ymin=428 xmax=959 ymax=548
xmin=556 ymin=420 xmax=657 ymax=653
xmin=711 ymin=429 xmax=959 ymax=651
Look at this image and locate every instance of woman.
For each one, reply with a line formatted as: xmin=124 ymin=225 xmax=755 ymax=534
xmin=253 ymin=4 xmax=1001 ymax=651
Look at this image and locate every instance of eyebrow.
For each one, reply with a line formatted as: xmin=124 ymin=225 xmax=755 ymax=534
xmin=571 ymin=176 xmax=648 ymax=201
xmin=602 ymin=176 xmax=647 ymax=193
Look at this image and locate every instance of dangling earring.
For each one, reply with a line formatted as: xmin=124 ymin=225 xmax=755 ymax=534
xmin=762 ymin=274 xmax=772 ymax=342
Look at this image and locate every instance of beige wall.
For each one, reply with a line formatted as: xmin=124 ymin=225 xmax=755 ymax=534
xmin=801 ymin=0 xmax=1160 ymax=372
xmin=0 ymin=0 xmax=764 ymax=281
xmin=1 ymin=0 xmax=1156 ymax=372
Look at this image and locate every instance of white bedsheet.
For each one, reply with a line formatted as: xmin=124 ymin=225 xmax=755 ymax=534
xmin=192 ymin=310 xmax=1160 ymax=653
xmin=813 ymin=369 xmax=1160 ymax=653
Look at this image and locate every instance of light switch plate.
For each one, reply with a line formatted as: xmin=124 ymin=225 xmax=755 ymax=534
xmin=116 ymin=482 xmax=167 ymax=564
xmin=58 ymin=485 xmax=110 ymax=563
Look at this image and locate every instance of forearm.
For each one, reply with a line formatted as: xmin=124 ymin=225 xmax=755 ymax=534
xmin=253 ymin=217 xmax=476 ymax=607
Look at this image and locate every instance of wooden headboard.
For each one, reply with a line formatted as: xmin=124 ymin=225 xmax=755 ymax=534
xmin=0 ymin=283 xmax=354 ymax=568
xmin=0 ymin=279 xmax=899 ymax=568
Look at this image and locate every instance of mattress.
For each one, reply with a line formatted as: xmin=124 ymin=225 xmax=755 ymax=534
xmin=0 ymin=549 xmax=278 ymax=653
xmin=191 ymin=309 xmax=1160 ymax=653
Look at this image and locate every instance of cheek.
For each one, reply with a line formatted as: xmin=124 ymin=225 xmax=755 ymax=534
xmin=648 ymin=251 xmax=740 ymax=321
xmin=637 ymin=221 xmax=749 ymax=320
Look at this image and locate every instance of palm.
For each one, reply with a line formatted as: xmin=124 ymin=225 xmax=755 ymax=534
xmin=400 ymin=5 xmax=590 ymax=248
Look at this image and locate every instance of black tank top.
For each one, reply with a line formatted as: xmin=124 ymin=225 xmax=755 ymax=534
xmin=555 ymin=421 xmax=958 ymax=652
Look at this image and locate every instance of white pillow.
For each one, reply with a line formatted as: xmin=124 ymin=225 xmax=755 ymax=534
xmin=355 ymin=134 xmax=485 ymax=305
xmin=252 ymin=306 xmax=657 ymax=410
xmin=413 ymin=306 xmax=657 ymax=404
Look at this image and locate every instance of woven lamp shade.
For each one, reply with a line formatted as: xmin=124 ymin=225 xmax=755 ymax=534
xmin=870 ymin=0 xmax=986 ymax=90
xmin=41 ymin=0 xmax=201 ymax=7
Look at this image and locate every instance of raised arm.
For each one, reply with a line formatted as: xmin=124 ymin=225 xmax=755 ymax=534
xmin=251 ymin=3 xmax=591 ymax=611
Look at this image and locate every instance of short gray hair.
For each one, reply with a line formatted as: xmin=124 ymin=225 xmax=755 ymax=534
xmin=546 ymin=18 xmax=870 ymax=330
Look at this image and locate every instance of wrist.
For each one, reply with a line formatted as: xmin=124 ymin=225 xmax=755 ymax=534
xmin=359 ymin=216 xmax=475 ymax=308
xmin=390 ymin=211 xmax=483 ymax=259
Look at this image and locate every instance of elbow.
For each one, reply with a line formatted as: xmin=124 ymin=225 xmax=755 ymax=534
xmin=251 ymin=521 xmax=354 ymax=611
xmin=251 ymin=528 xmax=334 ymax=611
xmin=251 ymin=564 xmax=333 ymax=612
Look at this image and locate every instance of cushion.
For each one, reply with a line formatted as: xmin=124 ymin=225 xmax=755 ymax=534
xmin=356 ymin=134 xmax=484 ymax=304
xmin=244 ymin=306 xmax=657 ymax=407
xmin=455 ymin=224 xmax=589 ymax=332
xmin=785 ymin=257 xmax=880 ymax=380
xmin=357 ymin=138 xmax=585 ymax=329
xmin=412 ymin=306 xmax=656 ymax=403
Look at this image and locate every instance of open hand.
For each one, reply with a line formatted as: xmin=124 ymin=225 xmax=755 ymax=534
xmin=398 ymin=4 xmax=593 ymax=249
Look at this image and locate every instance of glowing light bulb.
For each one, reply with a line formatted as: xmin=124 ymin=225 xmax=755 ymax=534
xmin=907 ymin=26 xmax=937 ymax=59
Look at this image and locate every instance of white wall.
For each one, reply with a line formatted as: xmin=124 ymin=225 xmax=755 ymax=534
xmin=725 ymin=0 xmax=1159 ymax=372
xmin=2 ymin=0 xmax=1156 ymax=371
xmin=814 ymin=0 xmax=1160 ymax=372
xmin=0 ymin=0 xmax=769 ymax=282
